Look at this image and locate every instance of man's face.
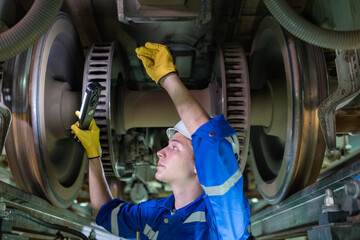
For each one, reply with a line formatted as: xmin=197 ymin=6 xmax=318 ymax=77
xmin=155 ymin=132 xmax=197 ymax=185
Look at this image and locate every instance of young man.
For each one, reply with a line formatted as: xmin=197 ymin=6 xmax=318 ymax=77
xmin=71 ymin=42 xmax=250 ymax=239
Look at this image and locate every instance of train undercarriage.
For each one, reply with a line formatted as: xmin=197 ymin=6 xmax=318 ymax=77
xmin=0 ymin=0 xmax=360 ymax=239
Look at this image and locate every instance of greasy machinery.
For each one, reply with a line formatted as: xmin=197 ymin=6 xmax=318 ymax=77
xmin=0 ymin=0 xmax=360 ymax=239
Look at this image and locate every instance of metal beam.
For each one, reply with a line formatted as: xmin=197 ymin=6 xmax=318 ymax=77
xmin=0 ymin=181 xmax=121 ymax=239
xmin=250 ymin=155 xmax=360 ymax=238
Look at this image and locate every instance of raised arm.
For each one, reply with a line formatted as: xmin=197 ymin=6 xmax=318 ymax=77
xmin=135 ymin=42 xmax=209 ymax=134
xmin=161 ymin=74 xmax=209 ymax=134
xmin=136 ymin=43 xmax=251 ymax=239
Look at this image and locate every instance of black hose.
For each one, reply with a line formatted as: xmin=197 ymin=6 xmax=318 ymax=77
xmin=0 ymin=0 xmax=63 ymax=61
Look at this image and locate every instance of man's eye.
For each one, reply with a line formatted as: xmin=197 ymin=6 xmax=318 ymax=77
xmin=172 ymin=146 xmax=178 ymax=150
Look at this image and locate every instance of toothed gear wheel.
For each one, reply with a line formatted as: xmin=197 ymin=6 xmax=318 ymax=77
xmin=220 ymin=43 xmax=250 ymax=172
xmin=83 ymin=42 xmax=120 ymax=176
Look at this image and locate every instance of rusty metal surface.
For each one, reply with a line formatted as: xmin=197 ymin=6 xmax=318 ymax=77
xmin=318 ymin=49 xmax=360 ymax=150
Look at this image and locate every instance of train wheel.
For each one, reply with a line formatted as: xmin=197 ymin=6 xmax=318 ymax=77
xmin=249 ymin=16 xmax=328 ymax=204
xmin=3 ymin=13 xmax=86 ymax=208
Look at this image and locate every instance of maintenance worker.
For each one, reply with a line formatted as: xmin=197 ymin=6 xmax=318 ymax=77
xmin=71 ymin=42 xmax=251 ymax=239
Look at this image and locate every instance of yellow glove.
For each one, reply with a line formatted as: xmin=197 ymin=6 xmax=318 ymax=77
xmin=71 ymin=111 xmax=102 ymax=159
xmin=135 ymin=42 xmax=177 ymax=84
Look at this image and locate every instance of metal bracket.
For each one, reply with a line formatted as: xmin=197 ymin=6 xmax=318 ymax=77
xmin=308 ymin=223 xmax=360 ymax=240
xmin=0 ymin=103 xmax=11 ymax=153
xmin=115 ymin=0 xmax=211 ymax=23
xmin=318 ymin=49 xmax=360 ymax=150
xmin=0 ymin=61 xmax=12 ymax=154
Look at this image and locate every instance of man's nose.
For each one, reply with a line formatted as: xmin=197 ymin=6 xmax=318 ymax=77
xmin=157 ymin=147 xmax=166 ymax=159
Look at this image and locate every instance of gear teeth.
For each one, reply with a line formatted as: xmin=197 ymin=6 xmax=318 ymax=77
xmin=84 ymin=42 xmax=116 ymax=176
xmin=222 ymin=44 xmax=250 ymax=170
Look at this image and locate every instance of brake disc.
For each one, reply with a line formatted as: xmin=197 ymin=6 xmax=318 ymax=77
xmin=218 ymin=43 xmax=250 ymax=172
xmin=82 ymin=42 xmax=124 ymax=177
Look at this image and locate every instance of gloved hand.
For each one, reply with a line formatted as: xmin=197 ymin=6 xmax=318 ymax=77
xmin=135 ymin=42 xmax=177 ymax=85
xmin=71 ymin=111 xmax=102 ymax=159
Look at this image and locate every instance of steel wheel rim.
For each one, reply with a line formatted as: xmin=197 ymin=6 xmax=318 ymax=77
xmin=249 ymin=16 xmax=327 ymax=204
xmin=4 ymin=13 xmax=86 ymax=207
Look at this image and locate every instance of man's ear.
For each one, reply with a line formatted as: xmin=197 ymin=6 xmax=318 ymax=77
xmin=194 ymin=166 xmax=197 ymax=174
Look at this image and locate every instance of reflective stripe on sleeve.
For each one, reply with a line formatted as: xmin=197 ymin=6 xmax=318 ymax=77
xmin=143 ymin=224 xmax=159 ymax=240
xmin=110 ymin=203 xmax=124 ymax=235
xmin=201 ymin=169 xmax=242 ymax=196
xmin=183 ymin=211 xmax=206 ymax=224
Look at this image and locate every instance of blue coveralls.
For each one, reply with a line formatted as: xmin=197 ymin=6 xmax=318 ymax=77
xmin=96 ymin=115 xmax=251 ymax=239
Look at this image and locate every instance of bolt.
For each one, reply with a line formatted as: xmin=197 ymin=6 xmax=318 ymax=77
xmin=345 ymin=180 xmax=360 ymax=199
xmin=324 ymin=189 xmax=336 ymax=205
xmin=344 ymin=144 xmax=352 ymax=152
xmin=322 ymin=189 xmax=341 ymax=213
